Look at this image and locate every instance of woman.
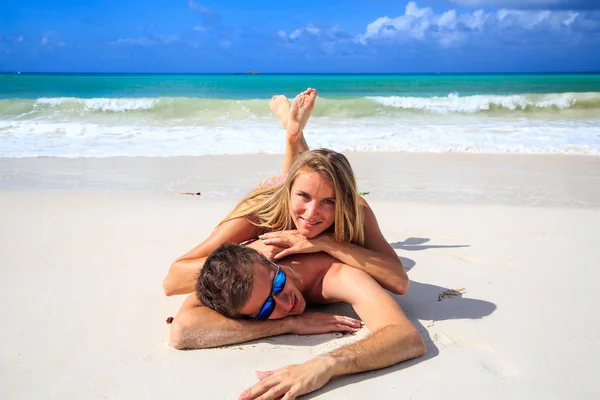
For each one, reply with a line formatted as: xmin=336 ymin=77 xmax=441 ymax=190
xmin=162 ymin=89 xmax=408 ymax=296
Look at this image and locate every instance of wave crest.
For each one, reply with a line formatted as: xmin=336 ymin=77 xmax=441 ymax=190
xmin=1 ymin=92 xmax=599 ymax=121
xmin=35 ymin=97 xmax=159 ymax=112
xmin=367 ymin=92 xmax=599 ymax=113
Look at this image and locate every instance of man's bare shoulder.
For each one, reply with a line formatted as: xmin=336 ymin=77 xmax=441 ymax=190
xmin=321 ymin=263 xmax=376 ymax=304
xmin=284 ymin=252 xmax=338 ymax=284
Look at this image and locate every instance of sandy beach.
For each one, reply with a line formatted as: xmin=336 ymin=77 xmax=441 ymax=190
xmin=1 ymin=152 xmax=599 ymax=399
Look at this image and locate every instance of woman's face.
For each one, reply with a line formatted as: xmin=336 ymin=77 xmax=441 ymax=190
xmin=289 ymin=170 xmax=336 ymax=238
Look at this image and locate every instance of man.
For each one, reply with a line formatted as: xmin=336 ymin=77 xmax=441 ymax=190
xmin=169 ymin=243 xmax=426 ymax=400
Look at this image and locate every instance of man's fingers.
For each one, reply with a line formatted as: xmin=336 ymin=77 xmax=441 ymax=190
xmin=334 ymin=315 xmax=362 ymax=328
xmin=238 ymin=381 xmax=274 ymax=400
xmin=255 ymin=370 xmax=274 ymax=380
xmin=255 ymin=384 xmax=289 ymax=400
xmin=333 ymin=323 xmax=359 ymax=333
xmin=281 ymin=390 xmax=297 ymax=400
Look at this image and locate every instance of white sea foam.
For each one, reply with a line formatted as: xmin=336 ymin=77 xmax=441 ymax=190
xmin=2 ymin=93 xmax=599 ymax=157
xmin=1 ymin=116 xmax=599 ymax=157
xmin=367 ymin=92 xmax=593 ymax=113
xmin=35 ymin=97 xmax=159 ymax=112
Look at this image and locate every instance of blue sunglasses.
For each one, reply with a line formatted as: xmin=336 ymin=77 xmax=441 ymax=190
xmin=255 ymin=260 xmax=287 ymax=321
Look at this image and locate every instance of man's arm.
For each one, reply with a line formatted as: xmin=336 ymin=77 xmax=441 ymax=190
xmin=239 ymin=264 xmax=425 ymax=400
xmin=318 ymin=264 xmax=425 ymax=374
xmin=169 ymin=294 xmax=362 ymax=350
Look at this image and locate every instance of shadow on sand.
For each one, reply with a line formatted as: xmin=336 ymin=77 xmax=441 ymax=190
xmin=259 ymin=237 xmax=496 ymax=398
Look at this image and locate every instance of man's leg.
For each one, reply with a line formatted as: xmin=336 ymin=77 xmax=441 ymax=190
xmin=269 ymin=88 xmax=317 ymax=175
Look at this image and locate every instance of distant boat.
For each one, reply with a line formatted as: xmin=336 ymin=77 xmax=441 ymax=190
xmin=16 ymin=71 xmax=21 ymax=75
xmin=248 ymin=71 xmax=258 ymax=75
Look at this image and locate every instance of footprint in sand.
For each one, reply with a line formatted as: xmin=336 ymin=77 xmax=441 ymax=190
xmin=433 ymin=332 xmax=519 ymax=377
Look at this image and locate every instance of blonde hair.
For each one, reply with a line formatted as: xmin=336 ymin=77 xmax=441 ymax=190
xmin=223 ymin=149 xmax=365 ymax=246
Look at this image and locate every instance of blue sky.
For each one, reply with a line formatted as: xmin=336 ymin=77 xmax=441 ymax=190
xmin=1 ymin=0 xmax=599 ymax=73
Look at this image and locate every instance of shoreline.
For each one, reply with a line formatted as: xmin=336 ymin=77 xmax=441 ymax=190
xmin=2 ymin=152 xmax=599 ymax=207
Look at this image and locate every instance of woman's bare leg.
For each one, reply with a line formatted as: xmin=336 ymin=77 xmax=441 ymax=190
xmin=269 ymin=88 xmax=317 ymax=175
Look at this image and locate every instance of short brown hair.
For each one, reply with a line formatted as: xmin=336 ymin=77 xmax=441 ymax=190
xmin=196 ymin=243 xmax=266 ymax=318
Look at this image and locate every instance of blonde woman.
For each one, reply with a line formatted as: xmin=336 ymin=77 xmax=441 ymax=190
xmin=162 ymin=89 xmax=408 ymax=297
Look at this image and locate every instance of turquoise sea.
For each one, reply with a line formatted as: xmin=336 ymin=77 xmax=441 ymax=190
xmin=1 ymin=73 xmax=599 ymax=157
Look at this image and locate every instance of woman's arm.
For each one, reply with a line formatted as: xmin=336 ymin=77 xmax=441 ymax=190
xmin=162 ymin=217 xmax=262 ymax=296
xmin=259 ymin=198 xmax=409 ymax=295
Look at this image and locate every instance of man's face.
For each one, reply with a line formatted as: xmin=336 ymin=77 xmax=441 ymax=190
xmin=240 ymin=261 xmax=306 ymax=320
xmin=289 ymin=170 xmax=336 ymax=239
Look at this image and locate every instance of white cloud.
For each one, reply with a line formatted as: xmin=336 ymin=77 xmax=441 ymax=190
xmin=306 ymin=24 xmax=321 ymax=35
xmin=289 ymin=29 xmax=303 ymax=40
xmin=438 ymin=10 xmax=458 ymax=29
xmin=110 ymin=35 xmax=180 ymax=46
xmin=40 ymin=31 xmax=64 ymax=50
xmin=281 ymin=23 xmax=322 ymax=41
xmin=188 ymin=0 xmax=211 ymax=14
xmin=356 ymin=2 xmax=590 ymax=47
xmin=406 ymin=2 xmax=433 ymax=19
xmin=439 ymin=30 xmax=468 ymax=47
xmin=463 ymin=9 xmax=488 ymax=30
xmin=564 ymin=12 xmax=579 ymax=26
xmin=450 ymin=0 xmax=570 ymax=6
xmin=356 ymin=2 xmax=439 ymax=44
xmin=496 ymin=8 xmax=580 ymax=29
xmin=192 ymin=26 xmax=205 ymax=32
xmin=16 ymin=36 xmax=24 ymax=43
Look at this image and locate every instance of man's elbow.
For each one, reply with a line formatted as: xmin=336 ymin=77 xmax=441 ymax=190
xmin=408 ymin=328 xmax=427 ymax=358
xmin=168 ymin=314 xmax=208 ymax=350
xmin=389 ymin=278 xmax=410 ymax=296
xmin=169 ymin=320 xmax=188 ymax=350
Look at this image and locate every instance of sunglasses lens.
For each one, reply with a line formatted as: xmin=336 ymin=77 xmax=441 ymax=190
xmin=256 ymin=297 xmax=276 ymax=320
xmin=273 ymin=268 xmax=286 ymax=293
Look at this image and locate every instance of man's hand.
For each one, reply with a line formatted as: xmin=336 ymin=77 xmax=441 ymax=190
xmin=285 ymin=312 xmax=362 ymax=335
xmin=239 ymin=357 xmax=334 ymax=400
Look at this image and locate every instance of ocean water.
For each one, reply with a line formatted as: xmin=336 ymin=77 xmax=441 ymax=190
xmin=1 ymin=73 xmax=599 ymax=157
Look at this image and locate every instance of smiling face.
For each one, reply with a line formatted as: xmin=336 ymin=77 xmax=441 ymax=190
xmin=289 ymin=169 xmax=336 ymax=239
xmin=240 ymin=262 xmax=306 ymax=320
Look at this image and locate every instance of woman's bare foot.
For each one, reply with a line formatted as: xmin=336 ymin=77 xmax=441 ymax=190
xmin=269 ymin=95 xmax=291 ymax=129
xmin=287 ymin=88 xmax=317 ymax=144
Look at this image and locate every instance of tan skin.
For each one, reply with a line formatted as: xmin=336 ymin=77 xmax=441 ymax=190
xmin=166 ymin=89 xmax=419 ymax=398
xmin=162 ymin=171 xmax=408 ymax=295
xmin=162 ymin=89 xmax=408 ymax=296
xmin=171 ymin=251 xmax=426 ymax=400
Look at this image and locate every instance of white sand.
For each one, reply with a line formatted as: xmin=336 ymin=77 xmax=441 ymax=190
xmin=1 ymin=153 xmax=599 ymax=399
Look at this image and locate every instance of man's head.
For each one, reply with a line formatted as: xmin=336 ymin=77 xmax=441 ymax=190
xmin=196 ymin=243 xmax=306 ymax=319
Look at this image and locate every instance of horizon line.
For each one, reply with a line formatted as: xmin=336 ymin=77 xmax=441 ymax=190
xmin=1 ymin=71 xmax=600 ymax=75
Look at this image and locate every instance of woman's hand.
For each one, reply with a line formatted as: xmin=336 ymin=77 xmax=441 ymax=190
xmin=245 ymin=239 xmax=288 ymax=261
xmin=259 ymin=230 xmax=328 ymax=259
